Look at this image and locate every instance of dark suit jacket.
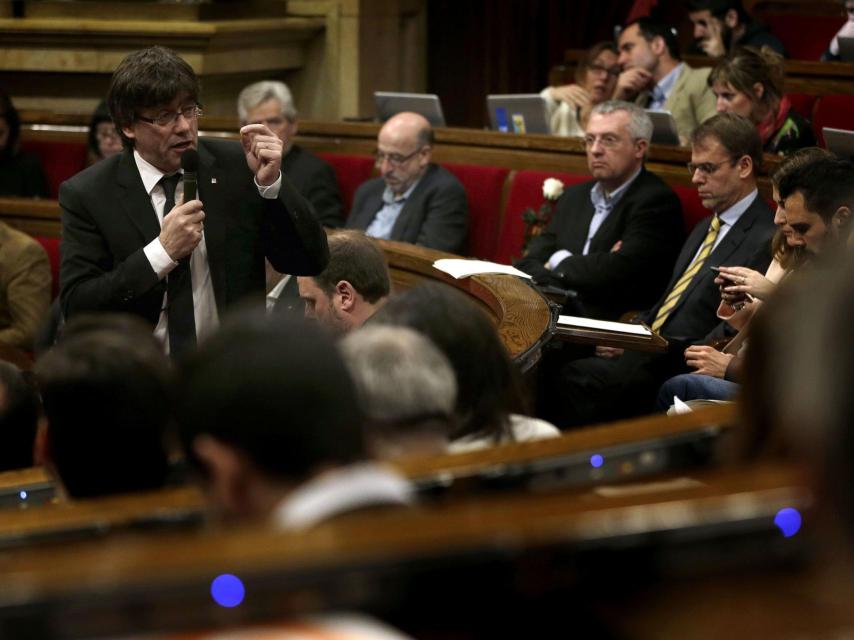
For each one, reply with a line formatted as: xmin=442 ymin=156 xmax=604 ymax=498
xmin=640 ymin=193 xmax=776 ymax=344
xmin=346 ymin=163 xmax=468 ymax=254
xmin=515 ymin=168 xmax=685 ymax=319
xmin=281 ymin=144 xmax=343 ymax=228
xmin=59 ymin=138 xmax=329 ymax=326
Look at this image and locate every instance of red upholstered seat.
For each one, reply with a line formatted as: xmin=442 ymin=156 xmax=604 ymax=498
xmin=812 ymin=95 xmax=854 ymax=147
xmin=35 ymin=236 xmax=61 ymax=299
xmin=494 ymin=170 xmax=588 ymax=266
xmin=785 ymin=93 xmax=817 ymax=121
xmin=442 ymin=163 xmax=510 ymax=259
xmin=763 ymin=14 xmax=844 ymax=61
xmin=19 ymin=140 xmax=88 ymax=199
xmin=672 ymin=185 xmax=709 ymax=234
xmin=315 ymin=153 xmax=375 ymax=217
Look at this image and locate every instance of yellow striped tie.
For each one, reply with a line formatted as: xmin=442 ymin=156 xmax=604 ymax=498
xmin=651 ymin=215 xmax=721 ymax=333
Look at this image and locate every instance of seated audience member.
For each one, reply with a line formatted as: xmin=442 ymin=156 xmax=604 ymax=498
xmin=0 ymin=221 xmax=51 ymax=350
xmin=296 ymin=230 xmax=390 ymax=333
xmin=540 ymin=41 xmax=620 ymax=136
xmin=371 ymin=283 xmax=560 ymax=451
xmin=175 ymin=312 xmax=413 ymax=526
xmin=688 ymin=0 xmax=786 ymax=58
xmin=548 ymin=113 xmax=776 ymax=428
xmin=346 ymin=112 xmax=468 ymax=254
xmin=0 ymin=362 xmax=40 ymax=471
xmin=613 ymin=18 xmax=717 ymax=145
xmin=340 ymin=325 xmax=457 ymax=458
xmin=0 ymin=89 xmax=49 ymax=198
xmin=516 ymin=101 xmax=684 ymax=319
xmin=822 ymin=0 xmax=854 ymax=61
xmin=656 ymin=148 xmax=834 ymax=409
xmin=238 ymin=80 xmax=343 ymax=228
xmin=710 ymin=47 xmax=815 ymax=156
xmin=85 ymin=100 xmax=122 ymax=167
xmin=34 ymin=315 xmax=172 ymax=498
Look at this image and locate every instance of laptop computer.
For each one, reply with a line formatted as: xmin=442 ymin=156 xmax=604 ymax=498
xmin=645 ymin=110 xmax=681 ymax=146
xmin=486 ymin=94 xmax=550 ymax=135
xmin=837 ymin=36 xmax=854 ymax=62
xmin=823 ymin=127 xmax=854 ymax=159
xmin=374 ymin=92 xmax=446 ymax=127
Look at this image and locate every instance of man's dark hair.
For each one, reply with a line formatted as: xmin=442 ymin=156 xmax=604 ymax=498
xmin=0 ymin=363 xmax=40 ymax=471
xmin=777 ymin=156 xmax=854 ymax=224
xmin=107 ymin=46 xmax=200 ymax=149
xmin=628 ymin=17 xmax=681 ymax=60
xmin=688 ymin=0 xmax=749 ymax=23
xmin=691 ymin=112 xmax=763 ymax=174
xmin=0 ymin=88 xmax=21 ymax=159
xmin=312 ymin=231 xmax=390 ymax=304
xmin=35 ymin=316 xmax=172 ymax=498
xmin=370 ymin=283 xmax=526 ymax=443
xmin=175 ymin=312 xmax=366 ymax=484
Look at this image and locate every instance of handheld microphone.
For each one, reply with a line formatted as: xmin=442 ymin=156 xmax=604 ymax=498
xmin=181 ymin=149 xmax=199 ymax=202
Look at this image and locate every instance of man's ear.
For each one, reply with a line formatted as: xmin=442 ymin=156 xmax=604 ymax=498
xmin=335 ymin=280 xmax=357 ymax=312
xmin=752 ymin=82 xmax=765 ymax=102
xmin=121 ymin=125 xmax=136 ymax=143
xmin=832 ymin=205 xmax=851 ymax=232
xmin=724 ymin=9 xmax=739 ymax=28
xmin=650 ymin=34 xmax=666 ymax=56
xmin=737 ymin=154 xmax=753 ymax=179
xmin=192 ymin=435 xmax=252 ymax=517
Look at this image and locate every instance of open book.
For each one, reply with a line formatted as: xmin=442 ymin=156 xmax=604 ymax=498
xmin=554 ymin=315 xmax=667 ymax=353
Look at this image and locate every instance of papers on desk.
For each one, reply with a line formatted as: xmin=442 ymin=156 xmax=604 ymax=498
xmin=557 ymin=315 xmax=652 ymax=336
xmin=433 ymin=258 xmax=532 ymax=280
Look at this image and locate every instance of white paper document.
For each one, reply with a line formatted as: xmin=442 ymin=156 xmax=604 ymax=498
xmin=557 ymin=314 xmax=652 ymax=336
xmin=433 ymin=259 xmax=532 ymax=280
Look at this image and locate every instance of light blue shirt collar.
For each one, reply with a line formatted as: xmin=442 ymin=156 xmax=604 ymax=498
xmin=382 ymin=178 xmax=420 ymax=205
xmin=590 ymin=166 xmax=643 ymax=207
xmin=718 ymin=188 xmax=758 ymax=227
xmin=649 ymin=63 xmax=684 ymax=110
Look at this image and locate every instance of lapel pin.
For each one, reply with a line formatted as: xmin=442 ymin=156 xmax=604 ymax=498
xmin=211 ymin=178 xmax=217 ymax=184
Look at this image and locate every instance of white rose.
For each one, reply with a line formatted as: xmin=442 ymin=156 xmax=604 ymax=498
xmin=542 ymin=178 xmax=565 ymax=201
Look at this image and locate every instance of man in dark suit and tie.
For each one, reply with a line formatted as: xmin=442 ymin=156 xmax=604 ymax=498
xmin=346 ymin=111 xmax=468 ymax=254
xmin=546 ymin=113 xmax=776 ymax=427
xmin=59 ymin=46 xmax=329 ymax=357
xmin=516 ymin=101 xmax=685 ymax=320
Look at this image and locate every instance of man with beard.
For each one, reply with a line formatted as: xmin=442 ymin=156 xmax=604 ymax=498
xmin=688 ymin=0 xmax=785 ymax=58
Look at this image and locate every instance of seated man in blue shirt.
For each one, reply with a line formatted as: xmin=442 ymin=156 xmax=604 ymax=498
xmin=346 ymin=112 xmax=468 ymax=254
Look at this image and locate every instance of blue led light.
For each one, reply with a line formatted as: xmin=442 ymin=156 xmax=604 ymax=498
xmin=590 ymin=454 xmax=604 ymax=468
xmin=774 ymin=508 xmax=802 ymax=538
xmin=210 ymin=574 xmax=245 ymax=608
xmin=19 ymin=490 xmax=27 ymax=500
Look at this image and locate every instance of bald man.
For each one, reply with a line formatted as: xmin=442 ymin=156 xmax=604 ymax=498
xmin=346 ymin=112 xmax=468 ymax=254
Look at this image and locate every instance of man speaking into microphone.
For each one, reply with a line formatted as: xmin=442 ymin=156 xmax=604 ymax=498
xmin=59 ymin=46 xmax=329 ymax=356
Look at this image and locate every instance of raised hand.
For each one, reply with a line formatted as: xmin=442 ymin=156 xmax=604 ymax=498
xmin=240 ymin=123 xmax=283 ymax=187
xmin=613 ymin=67 xmax=653 ymax=100
xmin=550 ymin=84 xmax=592 ymax=110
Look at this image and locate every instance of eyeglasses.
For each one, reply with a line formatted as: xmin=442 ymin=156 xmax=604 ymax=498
xmin=588 ymin=63 xmax=621 ymax=78
xmin=584 ymin=133 xmax=624 ymax=149
xmin=374 ymin=148 xmax=423 ymax=168
xmin=136 ymin=105 xmax=203 ymax=127
xmin=687 ymin=160 xmax=732 ymax=176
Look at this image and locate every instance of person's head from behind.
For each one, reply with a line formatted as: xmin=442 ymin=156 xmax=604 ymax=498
xmin=376 ymin=111 xmax=433 ymax=197
xmin=237 ymin=80 xmax=298 ymax=146
xmin=577 ymin=41 xmax=620 ymax=104
xmin=371 ymin=283 xmax=523 ymax=443
xmin=297 ymin=230 xmax=390 ymax=335
xmin=617 ymin=18 xmax=681 ymax=74
xmin=770 ymin=147 xmax=834 ymax=268
xmin=34 ymin=315 xmax=172 ymax=499
xmin=0 ymin=363 xmax=40 ymax=472
xmin=584 ymin=100 xmax=651 ymax=191
xmin=776 ymin=156 xmax=854 ymax=255
xmin=689 ymin=112 xmax=762 ymax=213
xmin=108 ymin=46 xmax=201 ymax=174
xmin=176 ymin=312 xmax=367 ymax=520
xmin=340 ymin=325 xmax=457 ymax=459
xmin=0 ymin=88 xmax=20 ymax=159
xmin=688 ymin=0 xmax=750 ymax=50
xmin=87 ymin=100 xmax=122 ymax=162
xmin=709 ymin=47 xmax=783 ymax=124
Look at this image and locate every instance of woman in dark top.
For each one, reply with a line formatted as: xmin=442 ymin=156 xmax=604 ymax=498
xmin=85 ymin=99 xmax=122 ymax=167
xmin=709 ymin=47 xmax=816 ymax=156
xmin=0 ymin=89 xmax=49 ymax=198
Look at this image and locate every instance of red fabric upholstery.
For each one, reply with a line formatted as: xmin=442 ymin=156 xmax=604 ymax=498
xmin=315 ymin=153 xmax=375 ymax=217
xmin=494 ymin=170 xmax=588 ymax=265
xmin=672 ymin=185 xmax=710 ymax=234
xmin=763 ymin=14 xmax=844 ymax=61
xmin=442 ymin=163 xmax=510 ymax=259
xmin=812 ymin=95 xmax=854 ymax=147
xmin=19 ymin=140 xmax=88 ymax=199
xmin=35 ymin=236 xmax=61 ymax=299
xmin=785 ymin=93 xmax=817 ymax=121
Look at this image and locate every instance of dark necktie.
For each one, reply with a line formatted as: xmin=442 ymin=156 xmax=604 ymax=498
xmin=159 ymin=173 xmax=196 ymax=357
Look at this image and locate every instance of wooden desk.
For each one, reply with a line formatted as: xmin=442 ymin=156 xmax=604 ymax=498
xmin=0 ymin=467 xmax=54 ymax=509
xmin=0 ymin=463 xmax=808 ymax=638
